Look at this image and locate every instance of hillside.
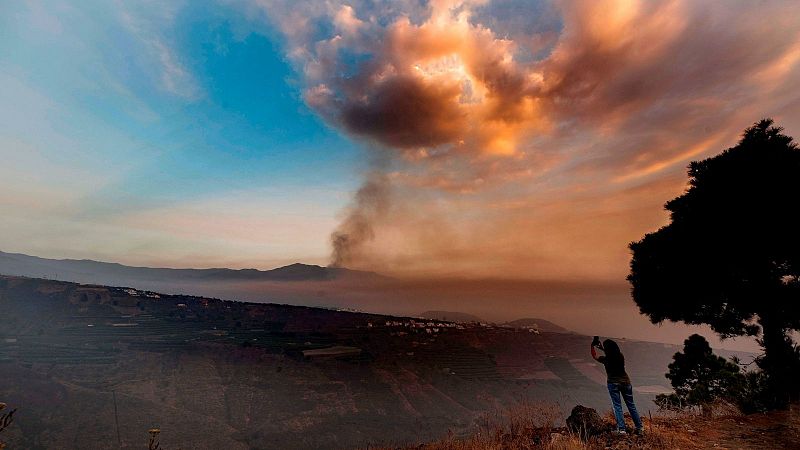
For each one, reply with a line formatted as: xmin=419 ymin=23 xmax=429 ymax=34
xmin=0 ymin=275 xmax=743 ymax=449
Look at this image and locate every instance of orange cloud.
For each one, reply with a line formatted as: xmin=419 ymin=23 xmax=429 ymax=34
xmin=257 ymin=0 xmax=800 ymax=278
xmin=288 ymin=1 xmax=549 ymax=157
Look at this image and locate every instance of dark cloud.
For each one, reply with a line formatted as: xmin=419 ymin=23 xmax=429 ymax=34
xmin=341 ymin=76 xmax=467 ymax=148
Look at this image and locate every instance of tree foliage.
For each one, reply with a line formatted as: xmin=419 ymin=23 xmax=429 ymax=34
xmin=629 ymin=119 xmax=800 ymax=406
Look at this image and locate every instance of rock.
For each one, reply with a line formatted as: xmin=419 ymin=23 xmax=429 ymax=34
xmin=566 ymin=405 xmax=608 ymax=439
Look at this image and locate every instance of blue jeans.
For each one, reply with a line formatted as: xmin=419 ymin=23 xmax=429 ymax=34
xmin=607 ymin=383 xmax=643 ymax=431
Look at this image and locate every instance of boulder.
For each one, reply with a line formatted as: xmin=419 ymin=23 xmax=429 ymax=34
xmin=566 ymin=405 xmax=608 ymax=439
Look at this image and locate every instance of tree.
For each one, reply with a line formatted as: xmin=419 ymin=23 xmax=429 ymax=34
xmin=629 ymin=119 xmax=800 ymax=408
xmin=656 ymin=334 xmax=742 ymax=414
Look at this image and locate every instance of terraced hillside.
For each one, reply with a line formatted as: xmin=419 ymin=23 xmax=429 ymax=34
xmin=0 ymin=275 xmax=720 ymax=449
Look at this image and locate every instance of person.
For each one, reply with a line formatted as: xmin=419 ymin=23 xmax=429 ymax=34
xmin=591 ymin=337 xmax=643 ymax=435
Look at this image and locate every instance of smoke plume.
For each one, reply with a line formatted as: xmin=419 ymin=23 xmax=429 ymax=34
xmin=254 ymin=0 xmax=800 ymax=278
xmin=330 ymin=173 xmax=390 ymax=267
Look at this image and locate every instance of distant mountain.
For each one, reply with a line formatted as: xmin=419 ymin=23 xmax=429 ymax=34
xmin=419 ymin=310 xmax=482 ymax=323
xmin=504 ymin=318 xmax=568 ymax=333
xmin=0 ymin=250 xmax=387 ymax=287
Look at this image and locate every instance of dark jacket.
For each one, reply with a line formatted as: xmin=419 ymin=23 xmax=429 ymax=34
xmin=597 ymin=354 xmax=631 ymax=385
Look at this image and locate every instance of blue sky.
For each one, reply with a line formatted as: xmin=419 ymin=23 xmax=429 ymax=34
xmin=0 ymin=0 xmax=363 ymax=268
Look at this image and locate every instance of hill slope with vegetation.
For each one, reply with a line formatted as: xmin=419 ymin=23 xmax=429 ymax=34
xmin=0 ymin=275 xmax=711 ymax=449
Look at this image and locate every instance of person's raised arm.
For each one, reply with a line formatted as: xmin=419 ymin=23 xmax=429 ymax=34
xmin=590 ymin=336 xmax=604 ymax=361
xmin=591 ymin=344 xmax=601 ymax=361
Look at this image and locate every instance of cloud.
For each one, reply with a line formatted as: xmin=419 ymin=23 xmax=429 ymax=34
xmin=280 ymin=0 xmax=547 ymax=157
xmin=253 ymin=0 xmax=800 ymax=278
xmin=116 ymin=0 xmax=202 ymax=99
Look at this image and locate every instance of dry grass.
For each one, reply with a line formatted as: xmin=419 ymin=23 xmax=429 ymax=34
xmin=366 ymin=402 xmax=579 ymax=450
xmin=370 ymin=402 xmax=733 ymax=450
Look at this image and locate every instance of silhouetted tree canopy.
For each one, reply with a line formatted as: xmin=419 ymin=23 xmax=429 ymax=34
xmin=629 ymin=119 xmax=800 ymax=406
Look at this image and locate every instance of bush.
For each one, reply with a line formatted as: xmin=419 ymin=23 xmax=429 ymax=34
xmin=734 ymin=371 xmax=772 ymax=414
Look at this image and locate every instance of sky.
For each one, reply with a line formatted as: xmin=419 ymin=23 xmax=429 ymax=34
xmin=0 ymin=0 xmax=362 ymax=269
xmin=2 ymin=0 xmax=800 ymax=283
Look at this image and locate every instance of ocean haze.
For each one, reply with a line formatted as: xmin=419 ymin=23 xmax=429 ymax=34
xmin=0 ymin=250 xmax=760 ymax=353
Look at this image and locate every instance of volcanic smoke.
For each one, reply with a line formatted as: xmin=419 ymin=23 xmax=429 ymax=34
xmin=258 ymin=0 xmax=800 ymax=277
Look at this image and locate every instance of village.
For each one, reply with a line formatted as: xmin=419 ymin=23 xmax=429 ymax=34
xmin=376 ymin=319 xmax=542 ymax=336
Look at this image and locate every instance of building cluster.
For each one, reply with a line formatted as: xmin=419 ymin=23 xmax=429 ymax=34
xmin=372 ymin=318 xmax=541 ymax=336
xmin=121 ymin=288 xmax=161 ymax=299
xmin=379 ymin=319 xmax=467 ymax=335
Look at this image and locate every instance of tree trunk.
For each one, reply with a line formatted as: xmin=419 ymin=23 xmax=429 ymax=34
xmin=758 ymin=313 xmax=798 ymax=408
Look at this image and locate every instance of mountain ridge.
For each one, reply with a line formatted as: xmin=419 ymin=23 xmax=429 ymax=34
xmin=0 ymin=250 xmax=387 ymax=284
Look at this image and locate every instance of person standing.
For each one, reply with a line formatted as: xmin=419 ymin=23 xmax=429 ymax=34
xmin=591 ymin=337 xmax=644 ymax=435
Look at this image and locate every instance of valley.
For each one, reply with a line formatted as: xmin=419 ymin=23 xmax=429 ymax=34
xmin=0 ymin=275 xmax=736 ymax=449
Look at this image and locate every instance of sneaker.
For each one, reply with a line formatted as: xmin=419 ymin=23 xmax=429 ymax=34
xmin=611 ymin=429 xmax=627 ymax=436
xmin=634 ymin=428 xmax=644 ymax=436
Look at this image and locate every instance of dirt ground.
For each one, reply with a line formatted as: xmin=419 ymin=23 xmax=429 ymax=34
xmin=605 ymin=408 xmax=800 ymax=450
xmin=683 ymin=409 xmax=800 ymax=449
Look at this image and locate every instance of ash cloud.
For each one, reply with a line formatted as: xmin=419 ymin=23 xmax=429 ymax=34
xmin=255 ymin=0 xmax=800 ymax=277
